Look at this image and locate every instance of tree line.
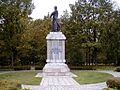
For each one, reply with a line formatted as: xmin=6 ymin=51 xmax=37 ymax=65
xmin=0 ymin=0 xmax=120 ymax=67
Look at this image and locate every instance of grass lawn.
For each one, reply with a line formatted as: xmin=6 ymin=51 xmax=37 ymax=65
xmin=72 ymin=70 xmax=113 ymax=84
xmin=0 ymin=70 xmax=113 ymax=86
xmin=0 ymin=70 xmax=42 ymax=85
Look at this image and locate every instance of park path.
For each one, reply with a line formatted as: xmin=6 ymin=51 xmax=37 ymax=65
xmin=1 ymin=70 xmax=118 ymax=90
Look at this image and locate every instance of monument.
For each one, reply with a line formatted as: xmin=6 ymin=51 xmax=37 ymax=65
xmin=42 ymin=6 xmax=70 ymax=76
xmin=22 ymin=6 xmax=78 ymax=90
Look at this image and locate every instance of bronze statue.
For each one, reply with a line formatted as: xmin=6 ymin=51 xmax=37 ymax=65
xmin=50 ymin=6 xmax=60 ymax=32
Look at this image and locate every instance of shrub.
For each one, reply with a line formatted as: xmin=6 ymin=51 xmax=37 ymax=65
xmin=0 ymin=80 xmax=20 ymax=90
xmin=106 ymin=77 xmax=120 ymax=89
xmin=115 ymin=68 xmax=120 ymax=72
xmin=0 ymin=66 xmax=31 ymax=71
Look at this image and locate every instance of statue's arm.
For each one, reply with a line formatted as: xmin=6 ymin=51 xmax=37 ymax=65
xmin=50 ymin=13 xmax=53 ymax=18
xmin=50 ymin=11 xmax=55 ymax=18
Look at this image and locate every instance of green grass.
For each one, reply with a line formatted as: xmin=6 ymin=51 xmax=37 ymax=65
xmin=0 ymin=70 xmax=114 ymax=86
xmin=72 ymin=70 xmax=113 ymax=84
xmin=0 ymin=70 xmax=42 ymax=85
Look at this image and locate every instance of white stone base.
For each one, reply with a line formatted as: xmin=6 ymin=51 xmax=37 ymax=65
xmin=42 ymin=63 xmax=70 ymax=76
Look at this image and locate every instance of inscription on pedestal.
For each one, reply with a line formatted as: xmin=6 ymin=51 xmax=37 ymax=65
xmin=50 ymin=47 xmax=62 ymax=60
xmin=51 ymin=48 xmax=61 ymax=54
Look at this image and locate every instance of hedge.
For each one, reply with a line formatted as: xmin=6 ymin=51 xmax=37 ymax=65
xmin=13 ymin=66 xmax=31 ymax=71
xmin=0 ymin=65 xmax=44 ymax=71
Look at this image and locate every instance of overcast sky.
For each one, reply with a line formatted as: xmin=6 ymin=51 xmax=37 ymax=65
xmin=30 ymin=0 xmax=120 ymax=20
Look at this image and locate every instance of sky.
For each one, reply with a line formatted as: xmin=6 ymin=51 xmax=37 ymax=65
xmin=30 ymin=0 xmax=120 ymax=20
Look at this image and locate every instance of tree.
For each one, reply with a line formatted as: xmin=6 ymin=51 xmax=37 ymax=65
xmin=0 ymin=0 xmax=34 ymax=66
xmin=61 ymin=0 xmax=120 ymax=65
xmin=18 ymin=14 xmax=53 ymax=66
xmin=100 ymin=9 xmax=120 ymax=65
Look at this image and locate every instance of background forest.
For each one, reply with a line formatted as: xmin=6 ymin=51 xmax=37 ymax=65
xmin=0 ymin=0 xmax=120 ymax=69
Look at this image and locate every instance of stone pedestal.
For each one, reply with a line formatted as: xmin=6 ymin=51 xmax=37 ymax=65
xmin=42 ymin=32 xmax=70 ymax=76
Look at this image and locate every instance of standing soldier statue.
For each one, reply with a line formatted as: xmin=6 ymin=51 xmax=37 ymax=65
xmin=50 ymin=6 xmax=60 ymax=32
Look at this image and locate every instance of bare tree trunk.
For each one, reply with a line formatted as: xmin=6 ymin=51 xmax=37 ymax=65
xmin=88 ymin=47 xmax=91 ymax=65
xmin=86 ymin=51 xmax=88 ymax=65
xmin=11 ymin=54 xmax=14 ymax=67
xmin=93 ymin=29 xmax=97 ymax=65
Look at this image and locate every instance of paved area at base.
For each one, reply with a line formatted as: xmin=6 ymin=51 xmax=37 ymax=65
xmin=22 ymin=85 xmax=105 ymax=90
xmin=22 ymin=82 xmax=106 ymax=90
xmin=40 ymin=76 xmax=80 ymax=86
xmin=1 ymin=70 xmax=119 ymax=90
xmin=22 ymin=76 xmax=81 ymax=90
xmin=22 ymin=77 xmax=106 ymax=90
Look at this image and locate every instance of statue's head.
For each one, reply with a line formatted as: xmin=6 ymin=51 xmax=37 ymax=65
xmin=54 ymin=6 xmax=57 ymax=10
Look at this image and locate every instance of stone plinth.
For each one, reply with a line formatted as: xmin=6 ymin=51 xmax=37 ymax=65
xmin=43 ymin=63 xmax=70 ymax=76
xmin=42 ymin=32 xmax=70 ymax=76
